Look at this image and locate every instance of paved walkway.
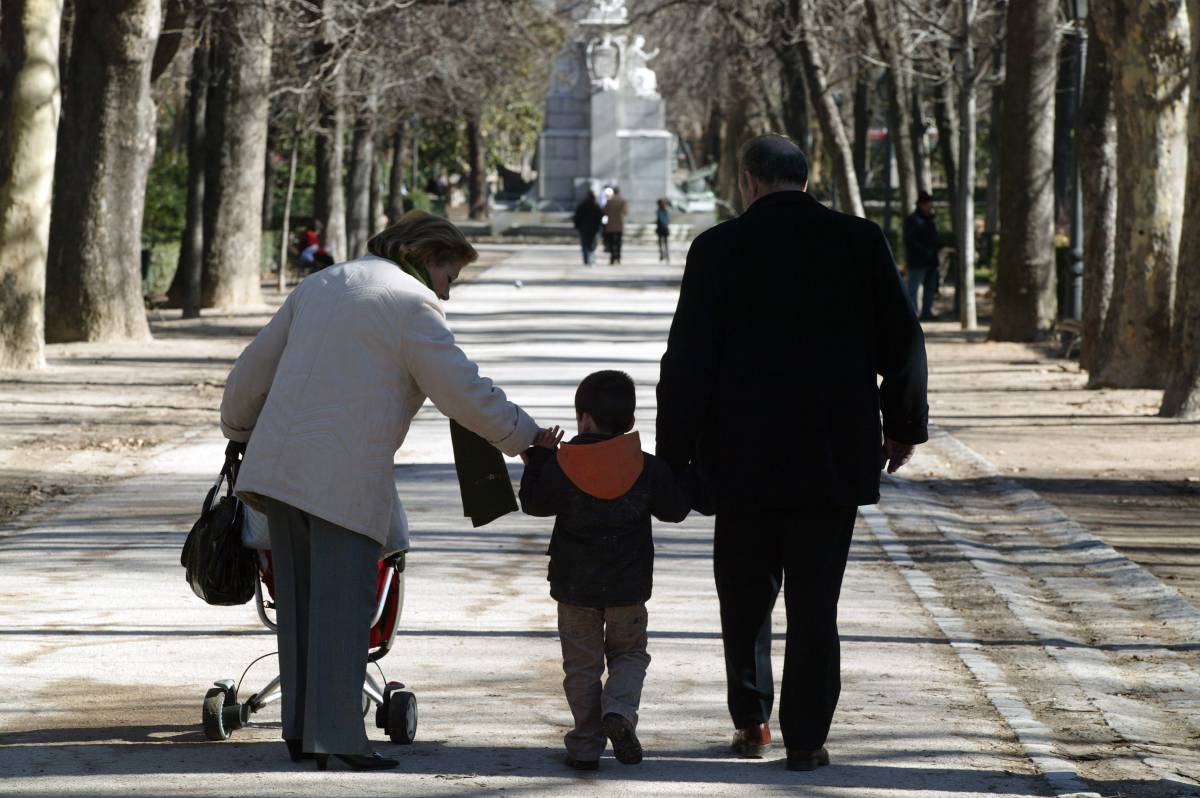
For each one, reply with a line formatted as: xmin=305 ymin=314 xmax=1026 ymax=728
xmin=0 ymin=246 xmax=1197 ymax=796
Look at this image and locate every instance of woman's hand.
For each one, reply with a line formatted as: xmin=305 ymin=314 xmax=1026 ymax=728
xmin=533 ymin=426 xmax=565 ymax=450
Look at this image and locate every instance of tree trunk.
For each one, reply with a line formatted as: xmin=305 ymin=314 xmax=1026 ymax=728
xmin=1079 ymin=15 xmax=1117 ymax=374
xmin=200 ymin=2 xmax=272 ymax=308
xmin=45 ymin=0 xmax=159 ymax=343
xmin=466 ymin=110 xmax=488 ymax=220
xmin=168 ymin=29 xmax=209 ymax=318
xmin=370 ymin=149 xmax=384 ymax=236
xmin=1052 ymin=40 xmax=1074 ymax=232
xmin=778 ymin=46 xmax=811 ymax=150
xmin=151 ymin=0 xmax=186 ymax=84
xmin=1161 ymin=0 xmax=1200 ymax=416
xmin=278 ymin=129 xmax=298 ymax=292
xmin=0 ymin=0 xmax=62 ymax=369
xmin=261 ymin=126 xmax=275 ymax=231
xmin=982 ymin=77 xmax=1002 ymax=266
xmin=313 ymin=0 xmax=345 ymax=261
xmin=1090 ymin=0 xmax=1188 ymax=387
xmin=853 ymin=68 xmax=871 ymax=194
xmin=716 ymin=86 xmax=750 ymax=213
xmin=346 ymin=78 xmax=377 ymax=258
xmin=990 ymin=0 xmax=1060 ymax=341
xmin=910 ymin=78 xmax=930 ymax=193
xmin=314 ymin=88 xmax=346 ymax=260
xmin=57 ymin=0 xmax=75 ymax=110
xmin=386 ymin=121 xmax=406 ymax=224
xmin=865 ymin=0 xmax=917 ymax=214
xmin=956 ymin=0 xmax=978 ymax=331
xmin=797 ymin=0 xmax=864 ymax=217
xmin=933 ymin=75 xmax=961 ymax=284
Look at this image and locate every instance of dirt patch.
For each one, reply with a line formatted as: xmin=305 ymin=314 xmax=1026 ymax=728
xmin=920 ymin=299 xmax=1200 ymax=608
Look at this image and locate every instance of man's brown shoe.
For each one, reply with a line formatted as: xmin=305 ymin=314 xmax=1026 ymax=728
xmin=786 ymin=746 xmax=830 ymax=771
xmin=731 ymin=723 xmax=772 ymax=758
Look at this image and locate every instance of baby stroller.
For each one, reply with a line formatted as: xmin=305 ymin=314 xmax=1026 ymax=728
xmin=199 ymin=546 xmax=418 ymax=745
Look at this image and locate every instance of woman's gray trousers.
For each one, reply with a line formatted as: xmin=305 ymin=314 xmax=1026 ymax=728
xmin=265 ymin=497 xmax=381 ymax=756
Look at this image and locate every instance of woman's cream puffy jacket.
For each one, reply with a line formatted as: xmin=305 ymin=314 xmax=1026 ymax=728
xmin=220 ymin=255 xmax=538 ymax=546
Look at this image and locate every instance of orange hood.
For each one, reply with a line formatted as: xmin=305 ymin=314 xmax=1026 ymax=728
xmin=556 ymin=432 xmax=645 ymax=500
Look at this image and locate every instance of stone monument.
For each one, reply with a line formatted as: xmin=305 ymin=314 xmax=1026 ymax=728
xmin=537 ymin=0 xmax=674 ymax=218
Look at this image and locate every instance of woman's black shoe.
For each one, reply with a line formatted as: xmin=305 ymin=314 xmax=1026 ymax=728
xmin=314 ymin=752 xmax=399 ymax=771
xmin=285 ymin=739 xmax=313 ymax=762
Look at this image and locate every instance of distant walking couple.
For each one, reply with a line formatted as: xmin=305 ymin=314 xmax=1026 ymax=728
xmin=573 ymin=186 xmax=671 ymax=266
xmin=220 ymin=134 xmax=928 ymax=773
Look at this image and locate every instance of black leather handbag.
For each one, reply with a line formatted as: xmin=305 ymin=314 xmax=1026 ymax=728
xmin=180 ymin=441 xmax=256 ymax=605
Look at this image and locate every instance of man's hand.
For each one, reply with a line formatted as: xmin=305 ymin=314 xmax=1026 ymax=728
xmin=533 ymin=426 xmax=564 ymax=450
xmin=883 ymin=438 xmax=916 ymax=474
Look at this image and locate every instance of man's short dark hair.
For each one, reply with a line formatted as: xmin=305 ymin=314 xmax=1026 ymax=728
xmin=575 ymin=370 xmax=635 ymax=434
xmin=739 ymin=134 xmax=809 ymax=187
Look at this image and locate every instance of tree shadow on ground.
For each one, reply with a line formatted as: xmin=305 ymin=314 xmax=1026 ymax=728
xmin=1 ymin=733 xmax=1196 ymax=797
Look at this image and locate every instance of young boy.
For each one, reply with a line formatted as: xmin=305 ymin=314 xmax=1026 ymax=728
xmin=519 ymin=370 xmax=691 ymax=771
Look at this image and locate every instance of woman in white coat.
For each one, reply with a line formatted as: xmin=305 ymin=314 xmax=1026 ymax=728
xmin=220 ymin=212 xmax=539 ymax=770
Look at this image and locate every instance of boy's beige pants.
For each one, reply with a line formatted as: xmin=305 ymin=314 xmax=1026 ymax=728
xmin=557 ymin=602 xmax=651 ymax=761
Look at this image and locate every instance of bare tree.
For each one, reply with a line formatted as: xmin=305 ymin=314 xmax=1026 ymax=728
xmin=1161 ymin=0 xmax=1200 ymax=417
xmin=167 ymin=16 xmax=210 ymax=318
xmin=989 ymin=0 xmax=1058 ymax=341
xmin=0 ymin=0 xmax=63 ymax=369
xmin=795 ymin=0 xmax=864 ymax=217
xmin=312 ymin=0 xmax=346 ymax=259
xmin=1090 ymin=0 xmax=1189 ymax=388
xmin=45 ymin=0 xmax=160 ymax=343
xmin=865 ymin=0 xmax=919 ymax=212
xmin=346 ymin=73 xmax=378 ymax=257
xmin=201 ymin=0 xmax=273 ymax=308
xmin=1078 ymin=14 xmax=1116 ymax=374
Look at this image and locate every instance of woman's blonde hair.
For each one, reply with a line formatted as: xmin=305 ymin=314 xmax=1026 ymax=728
xmin=366 ymin=210 xmax=478 ymax=269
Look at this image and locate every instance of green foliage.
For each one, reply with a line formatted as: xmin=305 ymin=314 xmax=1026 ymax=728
xmin=483 ymin=98 xmax=542 ymax=169
xmin=407 ymin=188 xmax=433 ymax=212
xmin=144 ymin=242 xmax=180 ymax=295
xmin=416 ymin=117 xmax=467 ymax=180
xmin=143 ymin=150 xmax=188 ymax=247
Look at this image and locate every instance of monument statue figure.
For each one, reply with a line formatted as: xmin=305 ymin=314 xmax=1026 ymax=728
xmin=626 ymin=35 xmax=660 ymax=98
xmin=584 ymin=0 xmax=628 ymax=24
xmin=586 ymin=33 xmax=623 ymax=92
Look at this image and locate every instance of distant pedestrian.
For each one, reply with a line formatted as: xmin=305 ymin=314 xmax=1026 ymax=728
xmin=518 ymin=370 xmax=691 ymax=772
xmin=603 ymin=188 xmax=627 ymax=265
xmin=903 ymin=191 xmax=941 ymax=321
xmin=656 ymin=134 xmax=928 ymax=773
xmin=573 ymin=191 xmax=604 ymax=266
xmin=298 ymin=221 xmax=335 ymax=270
xmin=655 ymin=199 xmax=671 ymax=263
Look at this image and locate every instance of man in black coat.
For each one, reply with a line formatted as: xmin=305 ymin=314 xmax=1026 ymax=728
xmin=656 ymin=134 xmax=928 ymax=772
xmin=903 ymin=190 xmax=941 ymax=320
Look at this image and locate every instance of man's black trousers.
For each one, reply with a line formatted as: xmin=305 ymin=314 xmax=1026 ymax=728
xmin=604 ymin=231 xmax=623 ymax=263
xmin=713 ymin=505 xmax=857 ymax=751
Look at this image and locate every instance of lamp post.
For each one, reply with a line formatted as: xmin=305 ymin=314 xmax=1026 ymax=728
xmin=1067 ymin=0 xmax=1088 ymax=321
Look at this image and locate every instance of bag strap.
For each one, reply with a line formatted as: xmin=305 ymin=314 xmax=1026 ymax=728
xmin=222 ymin=440 xmax=247 ymax=496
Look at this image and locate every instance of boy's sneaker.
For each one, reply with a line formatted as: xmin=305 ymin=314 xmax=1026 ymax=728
xmin=601 ymin=713 xmax=643 ymax=765
xmin=564 ymin=754 xmax=599 ymax=771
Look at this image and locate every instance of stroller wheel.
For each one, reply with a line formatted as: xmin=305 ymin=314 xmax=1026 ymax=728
xmin=202 ymin=687 xmax=232 ymax=741
xmin=387 ymin=691 xmax=417 ymax=745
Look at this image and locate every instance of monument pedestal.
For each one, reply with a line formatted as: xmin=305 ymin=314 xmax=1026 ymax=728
xmin=537 ymin=3 xmax=673 ymax=219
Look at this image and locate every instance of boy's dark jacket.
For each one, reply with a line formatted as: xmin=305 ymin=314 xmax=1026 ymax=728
xmin=518 ymin=431 xmax=690 ymax=608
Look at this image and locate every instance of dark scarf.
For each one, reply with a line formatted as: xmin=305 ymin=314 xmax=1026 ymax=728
xmin=399 ymin=256 xmax=518 ymax=527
